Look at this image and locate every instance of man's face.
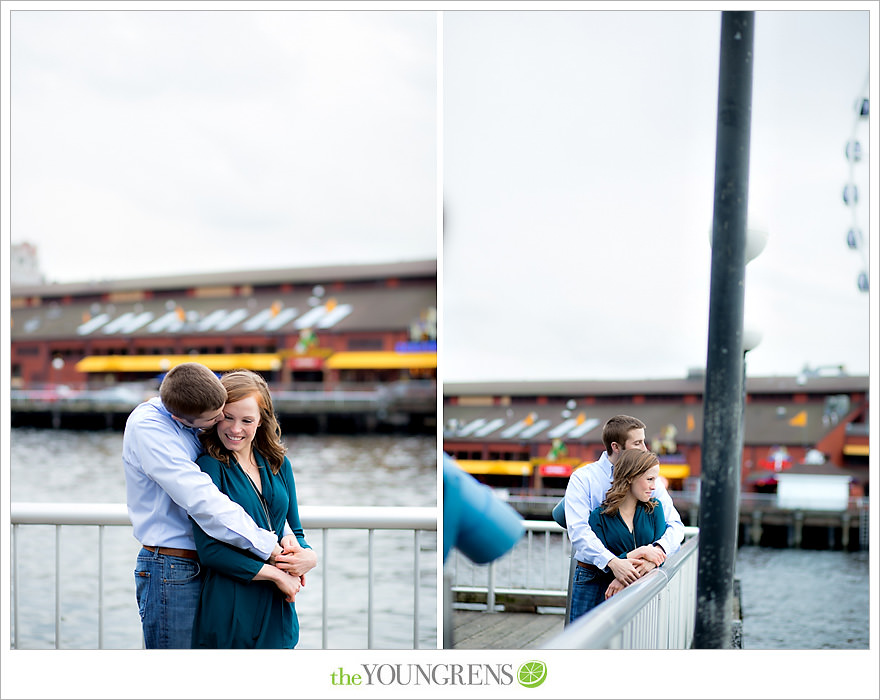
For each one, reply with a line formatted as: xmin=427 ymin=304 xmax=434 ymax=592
xmin=174 ymin=408 xmax=224 ymax=431
xmin=619 ymin=428 xmax=647 ymax=453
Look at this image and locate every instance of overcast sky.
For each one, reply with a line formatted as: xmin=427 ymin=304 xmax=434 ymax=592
xmin=8 ymin=9 xmax=436 ymax=282
xmin=444 ymin=9 xmax=875 ymax=382
xmin=5 ymin=9 xmax=875 ymax=383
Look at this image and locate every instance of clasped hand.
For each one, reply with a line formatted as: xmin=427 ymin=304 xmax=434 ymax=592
xmin=274 ymin=535 xmax=318 ymax=586
xmin=605 ymin=545 xmax=666 ymax=599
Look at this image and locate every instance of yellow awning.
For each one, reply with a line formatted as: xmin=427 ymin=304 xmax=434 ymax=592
xmin=659 ymin=463 xmax=690 ymax=480
xmin=75 ymin=354 xmax=284 ymax=373
xmin=456 ymin=460 xmax=533 ymax=476
xmin=843 ymin=444 xmax=869 ymax=456
xmin=324 ymin=351 xmax=437 ymax=370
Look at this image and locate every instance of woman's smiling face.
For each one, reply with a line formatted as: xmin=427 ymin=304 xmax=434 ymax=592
xmin=631 ymin=463 xmax=660 ymax=502
xmin=217 ymin=393 xmax=262 ymax=456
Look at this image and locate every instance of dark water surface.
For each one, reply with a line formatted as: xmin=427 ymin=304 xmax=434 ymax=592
xmin=735 ymin=545 xmax=869 ymax=649
xmin=9 ymin=427 xmax=437 ymax=649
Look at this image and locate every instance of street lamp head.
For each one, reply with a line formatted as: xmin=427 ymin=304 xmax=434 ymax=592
xmin=744 ymin=222 xmax=768 ymax=263
xmin=708 ymin=218 xmax=769 ymax=264
xmin=742 ymin=324 xmax=763 ymax=354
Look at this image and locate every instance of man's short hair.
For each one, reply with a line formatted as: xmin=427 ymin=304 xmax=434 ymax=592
xmin=602 ymin=414 xmax=646 ymax=453
xmin=159 ymin=363 xmax=226 ymax=419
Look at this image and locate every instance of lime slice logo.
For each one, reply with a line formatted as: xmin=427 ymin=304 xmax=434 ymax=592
xmin=517 ymin=660 xmax=547 ymax=688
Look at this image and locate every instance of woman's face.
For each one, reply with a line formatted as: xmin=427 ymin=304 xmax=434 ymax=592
xmin=217 ymin=393 xmax=261 ymax=457
xmin=630 ymin=463 xmax=660 ymax=502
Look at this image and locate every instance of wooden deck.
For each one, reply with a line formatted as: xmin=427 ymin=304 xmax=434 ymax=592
xmin=450 ymin=609 xmax=565 ymax=649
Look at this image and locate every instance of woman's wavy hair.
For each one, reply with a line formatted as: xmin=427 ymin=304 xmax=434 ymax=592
xmin=199 ymin=369 xmax=287 ymax=474
xmin=601 ymin=449 xmax=660 ymax=517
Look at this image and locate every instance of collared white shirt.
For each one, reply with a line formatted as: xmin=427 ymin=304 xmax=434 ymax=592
xmin=564 ymin=451 xmax=685 ymax=569
xmin=122 ymin=397 xmax=277 ymax=558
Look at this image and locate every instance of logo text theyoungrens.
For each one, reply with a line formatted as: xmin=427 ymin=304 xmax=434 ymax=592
xmin=330 ymin=664 xmax=516 ymax=686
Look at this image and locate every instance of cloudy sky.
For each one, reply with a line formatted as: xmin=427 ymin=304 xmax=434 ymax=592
xmin=444 ymin=9 xmax=875 ymax=382
xmin=8 ymin=9 xmax=436 ymax=282
xmin=5 ymin=8 xmax=875 ymax=384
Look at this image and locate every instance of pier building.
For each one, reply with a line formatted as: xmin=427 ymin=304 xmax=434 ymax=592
xmin=443 ymin=372 xmax=869 ymax=547
xmin=11 ymin=259 xmax=436 ymax=432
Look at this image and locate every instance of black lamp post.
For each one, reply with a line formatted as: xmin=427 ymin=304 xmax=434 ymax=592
xmin=692 ymin=10 xmax=756 ymax=649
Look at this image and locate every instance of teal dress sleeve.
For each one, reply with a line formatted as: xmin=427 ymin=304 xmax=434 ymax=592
xmin=279 ymin=456 xmax=310 ymax=550
xmin=651 ymin=501 xmax=666 ymax=544
xmin=191 ymin=455 xmax=267 ymax=583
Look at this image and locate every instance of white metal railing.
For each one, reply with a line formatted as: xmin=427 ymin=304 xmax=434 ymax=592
xmin=448 ymin=520 xmax=700 ymax=648
xmin=449 ymin=521 xmax=698 ymax=603
xmin=448 ymin=519 xmax=571 ymax=611
xmin=10 ymin=502 xmax=436 ymax=650
xmin=542 ymin=533 xmax=700 ymax=649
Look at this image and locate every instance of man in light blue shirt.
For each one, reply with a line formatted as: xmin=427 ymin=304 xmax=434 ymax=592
xmin=563 ymin=414 xmax=685 ymax=622
xmin=123 ymin=362 xmax=289 ymax=648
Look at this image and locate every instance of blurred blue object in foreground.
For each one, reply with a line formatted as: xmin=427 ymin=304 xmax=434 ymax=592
xmin=443 ymin=453 xmax=524 ymax=563
xmin=551 ymin=497 xmax=567 ymax=529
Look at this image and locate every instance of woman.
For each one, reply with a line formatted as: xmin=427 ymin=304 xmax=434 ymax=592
xmin=190 ymin=369 xmax=316 ymax=648
xmin=575 ymin=450 xmax=666 ymax=613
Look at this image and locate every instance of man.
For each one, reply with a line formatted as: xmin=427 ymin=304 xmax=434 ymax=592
xmin=123 ymin=362 xmax=312 ymax=648
xmin=561 ymin=414 xmax=685 ymax=623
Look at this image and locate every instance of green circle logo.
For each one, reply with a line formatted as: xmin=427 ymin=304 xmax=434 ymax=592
xmin=517 ymin=660 xmax=547 ymax=688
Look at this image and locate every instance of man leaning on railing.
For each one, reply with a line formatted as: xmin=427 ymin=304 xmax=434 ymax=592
xmin=553 ymin=415 xmax=685 ymax=624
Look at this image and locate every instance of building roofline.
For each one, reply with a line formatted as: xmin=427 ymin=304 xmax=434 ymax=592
xmin=11 ymin=258 xmax=437 ymax=297
xmin=444 ymin=374 xmax=869 ymax=397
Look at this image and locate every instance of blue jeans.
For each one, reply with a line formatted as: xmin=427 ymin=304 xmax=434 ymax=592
xmin=134 ymin=547 xmax=202 ymax=649
xmin=569 ymin=563 xmax=613 ymax=624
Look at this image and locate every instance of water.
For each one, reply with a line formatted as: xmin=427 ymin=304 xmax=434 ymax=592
xmin=735 ymin=546 xmax=870 ymax=649
xmin=9 ymin=427 xmax=437 ymax=650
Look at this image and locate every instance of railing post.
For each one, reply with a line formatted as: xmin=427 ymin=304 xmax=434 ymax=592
xmin=486 ymin=561 xmax=496 ymax=613
xmin=564 ymin=544 xmax=575 ymax=626
xmin=413 ymin=529 xmax=420 ymax=649
xmin=525 ymin=529 xmax=533 ymax=589
xmin=55 ymin=525 xmax=62 ymax=649
xmin=98 ymin=525 xmax=105 ymax=649
xmin=13 ymin=524 xmax=19 ymax=650
xmin=367 ymin=529 xmax=375 ymax=648
xmin=322 ymin=528 xmax=329 ymax=650
xmin=543 ymin=530 xmax=550 ymax=590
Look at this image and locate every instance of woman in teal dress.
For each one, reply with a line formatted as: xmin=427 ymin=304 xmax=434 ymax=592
xmin=190 ymin=369 xmax=317 ymax=648
xmin=581 ymin=450 xmax=667 ymax=610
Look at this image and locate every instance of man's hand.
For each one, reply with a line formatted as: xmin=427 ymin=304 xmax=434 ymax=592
xmin=605 ymin=578 xmax=626 ymax=599
xmin=274 ymin=542 xmax=318 ymax=581
xmin=627 ymin=545 xmax=665 ymax=567
xmin=606 ymin=557 xmax=641 ymax=585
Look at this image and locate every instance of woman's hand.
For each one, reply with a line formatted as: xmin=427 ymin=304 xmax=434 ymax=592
xmin=605 ymin=579 xmax=626 ymax=599
xmin=632 ymin=558 xmax=657 ymax=576
xmin=627 ymin=545 xmax=665 ymax=566
xmin=253 ymin=564 xmax=302 ymax=603
xmin=272 ymin=570 xmax=302 ymax=603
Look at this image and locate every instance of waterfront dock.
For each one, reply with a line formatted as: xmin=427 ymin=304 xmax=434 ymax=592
xmin=451 ymin=610 xmax=563 ymax=649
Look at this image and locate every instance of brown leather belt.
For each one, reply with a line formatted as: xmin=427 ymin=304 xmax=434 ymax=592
xmin=143 ymin=545 xmax=198 ymax=560
xmin=577 ymin=560 xmax=603 ymax=573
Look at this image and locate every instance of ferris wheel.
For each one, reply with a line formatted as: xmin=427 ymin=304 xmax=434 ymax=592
xmin=843 ymin=73 xmax=869 ymax=293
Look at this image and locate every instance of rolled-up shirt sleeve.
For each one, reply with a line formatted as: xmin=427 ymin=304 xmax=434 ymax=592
xmin=565 ymin=472 xmax=617 ymax=570
xmin=132 ymin=416 xmax=277 ymax=560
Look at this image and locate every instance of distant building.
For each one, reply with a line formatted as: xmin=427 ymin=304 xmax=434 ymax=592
xmin=11 ymin=258 xmax=436 ymax=390
xmin=443 ymin=373 xmax=869 ymax=494
xmin=10 ymin=243 xmax=46 ymax=286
